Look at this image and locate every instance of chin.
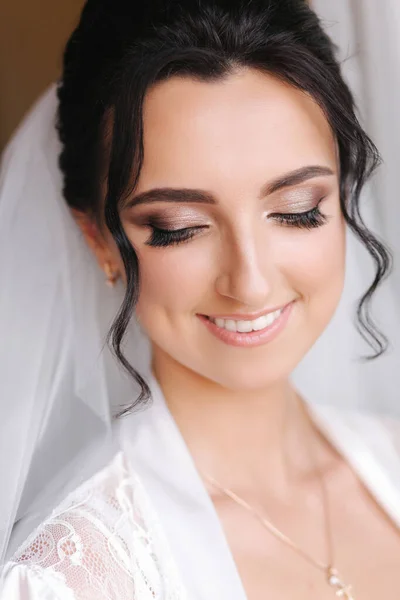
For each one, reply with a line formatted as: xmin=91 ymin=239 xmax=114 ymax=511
xmin=201 ymin=357 xmax=295 ymax=393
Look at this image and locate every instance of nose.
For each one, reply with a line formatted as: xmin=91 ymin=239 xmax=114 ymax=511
xmin=215 ymin=234 xmax=273 ymax=308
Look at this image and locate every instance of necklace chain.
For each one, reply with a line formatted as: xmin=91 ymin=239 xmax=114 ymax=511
xmin=201 ymin=404 xmax=355 ymax=599
xmin=203 ymin=472 xmax=328 ymax=571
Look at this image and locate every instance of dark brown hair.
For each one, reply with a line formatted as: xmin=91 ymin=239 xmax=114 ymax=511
xmin=57 ymin=0 xmax=391 ymax=409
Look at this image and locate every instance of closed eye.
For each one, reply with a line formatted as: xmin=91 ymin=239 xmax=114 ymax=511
xmin=144 ymin=203 xmax=328 ymax=248
xmin=269 ymin=203 xmax=328 ymax=229
xmin=145 ymin=225 xmax=208 ymax=247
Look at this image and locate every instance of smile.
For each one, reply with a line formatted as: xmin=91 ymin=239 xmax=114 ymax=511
xmin=197 ymin=302 xmax=294 ymax=348
xmin=209 ymin=309 xmax=283 ymax=332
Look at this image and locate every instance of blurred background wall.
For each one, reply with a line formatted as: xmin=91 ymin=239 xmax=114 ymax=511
xmin=0 ymin=0 xmax=84 ymax=152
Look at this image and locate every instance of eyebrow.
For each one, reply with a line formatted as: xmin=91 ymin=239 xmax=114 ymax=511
xmin=123 ymin=165 xmax=335 ymax=209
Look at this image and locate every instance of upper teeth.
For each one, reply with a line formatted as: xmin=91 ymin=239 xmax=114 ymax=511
xmin=211 ymin=309 xmax=282 ymax=333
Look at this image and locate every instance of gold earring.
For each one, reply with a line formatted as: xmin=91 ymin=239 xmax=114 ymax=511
xmin=104 ymin=261 xmax=119 ymax=288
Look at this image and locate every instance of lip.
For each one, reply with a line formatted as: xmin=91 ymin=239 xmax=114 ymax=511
xmin=197 ymin=301 xmax=294 ymax=348
xmin=204 ymin=303 xmax=292 ymax=321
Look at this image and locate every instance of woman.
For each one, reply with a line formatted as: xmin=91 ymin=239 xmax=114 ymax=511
xmin=1 ymin=0 xmax=400 ymax=598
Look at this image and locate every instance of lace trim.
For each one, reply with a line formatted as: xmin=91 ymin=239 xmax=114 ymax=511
xmin=8 ymin=452 xmax=187 ymax=600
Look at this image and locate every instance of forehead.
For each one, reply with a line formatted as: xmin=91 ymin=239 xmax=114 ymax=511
xmin=138 ymin=68 xmax=337 ymax=192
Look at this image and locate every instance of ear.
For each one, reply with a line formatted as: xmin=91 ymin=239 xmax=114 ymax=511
xmin=71 ymin=209 xmax=121 ymax=286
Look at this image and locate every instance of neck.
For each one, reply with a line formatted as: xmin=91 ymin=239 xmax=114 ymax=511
xmin=152 ymin=348 xmax=322 ymax=495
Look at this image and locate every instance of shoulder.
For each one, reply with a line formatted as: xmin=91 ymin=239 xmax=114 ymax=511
xmin=1 ymin=452 xmax=166 ymax=600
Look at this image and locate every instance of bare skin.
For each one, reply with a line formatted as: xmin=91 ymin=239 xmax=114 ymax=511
xmin=76 ymin=69 xmax=400 ymax=599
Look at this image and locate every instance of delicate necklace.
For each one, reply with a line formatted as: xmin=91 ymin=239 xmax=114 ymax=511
xmin=202 ymin=417 xmax=355 ymax=599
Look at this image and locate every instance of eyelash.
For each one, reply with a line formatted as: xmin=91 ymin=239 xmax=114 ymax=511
xmin=145 ymin=204 xmax=327 ymax=248
xmin=145 ymin=226 xmax=203 ymax=247
xmin=270 ymin=205 xmax=328 ymax=230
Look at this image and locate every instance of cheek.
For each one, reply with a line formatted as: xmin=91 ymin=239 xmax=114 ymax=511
xmin=135 ymin=244 xmax=214 ymax=319
xmin=280 ymin=215 xmax=346 ymax=319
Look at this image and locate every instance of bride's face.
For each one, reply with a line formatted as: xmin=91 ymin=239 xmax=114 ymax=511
xmin=118 ymin=68 xmax=345 ymax=391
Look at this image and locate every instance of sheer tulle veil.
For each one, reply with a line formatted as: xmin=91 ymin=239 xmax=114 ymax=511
xmin=0 ymin=87 xmax=151 ymax=562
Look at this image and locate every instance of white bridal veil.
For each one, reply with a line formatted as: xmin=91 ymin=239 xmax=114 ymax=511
xmin=0 ymin=87 xmax=151 ymax=562
xmin=0 ymin=2 xmax=399 ymax=564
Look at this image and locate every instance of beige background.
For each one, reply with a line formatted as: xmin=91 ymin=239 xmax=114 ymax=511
xmin=0 ymin=0 xmax=85 ymax=152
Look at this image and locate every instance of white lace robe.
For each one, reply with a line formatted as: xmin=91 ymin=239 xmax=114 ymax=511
xmin=2 ymin=375 xmax=400 ymax=600
xmin=1 ymin=452 xmax=187 ymax=599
